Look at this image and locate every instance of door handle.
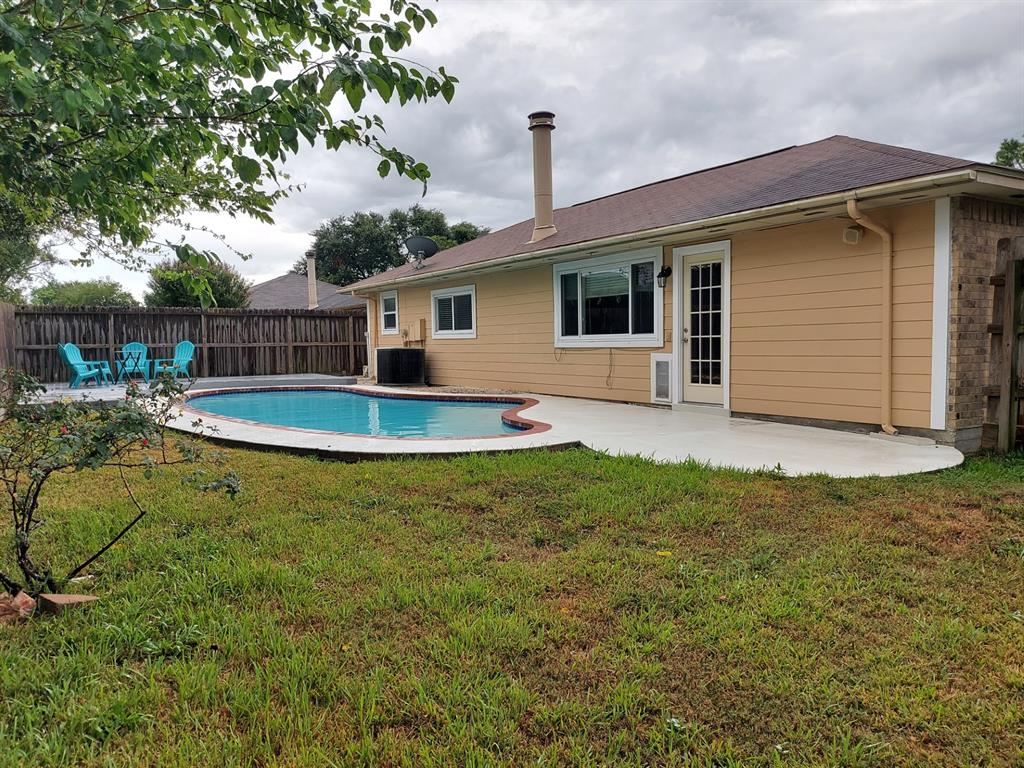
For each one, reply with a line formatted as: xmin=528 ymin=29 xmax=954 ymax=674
xmin=682 ymin=327 xmax=690 ymax=343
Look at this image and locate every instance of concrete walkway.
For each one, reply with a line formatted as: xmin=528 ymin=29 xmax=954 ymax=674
xmin=170 ymin=384 xmax=964 ymax=478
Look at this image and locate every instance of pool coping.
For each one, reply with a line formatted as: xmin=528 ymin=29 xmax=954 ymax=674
xmin=180 ymin=385 xmax=551 ymax=440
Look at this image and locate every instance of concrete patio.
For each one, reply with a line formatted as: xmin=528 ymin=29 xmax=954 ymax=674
xmin=166 ymin=382 xmax=964 ymax=478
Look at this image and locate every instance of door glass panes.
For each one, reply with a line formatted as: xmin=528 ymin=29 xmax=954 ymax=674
xmin=689 ymin=261 xmax=722 ymax=385
xmin=583 ymin=268 xmax=629 ymax=335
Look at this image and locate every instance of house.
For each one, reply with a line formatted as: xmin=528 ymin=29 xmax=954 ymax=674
xmin=344 ymin=112 xmax=1024 ymax=451
xmin=250 ymin=262 xmax=366 ymax=313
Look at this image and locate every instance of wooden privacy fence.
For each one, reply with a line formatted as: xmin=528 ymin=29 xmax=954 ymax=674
xmin=1 ymin=305 xmax=367 ymax=383
xmin=984 ymin=236 xmax=1024 ymax=453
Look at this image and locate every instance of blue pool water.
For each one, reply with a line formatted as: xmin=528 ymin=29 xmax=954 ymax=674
xmin=188 ymin=389 xmax=524 ymax=438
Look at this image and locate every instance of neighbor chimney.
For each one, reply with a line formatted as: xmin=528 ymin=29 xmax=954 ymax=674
xmin=528 ymin=111 xmax=557 ymax=243
xmin=306 ymin=256 xmax=318 ymax=310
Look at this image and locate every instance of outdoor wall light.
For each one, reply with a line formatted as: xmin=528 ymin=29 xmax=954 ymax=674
xmin=656 ymin=265 xmax=672 ymax=288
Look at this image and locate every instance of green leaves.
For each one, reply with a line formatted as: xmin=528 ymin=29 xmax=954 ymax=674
xmin=0 ymin=0 xmax=457 ymax=270
xmin=231 ymin=156 xmax=261 ymax=184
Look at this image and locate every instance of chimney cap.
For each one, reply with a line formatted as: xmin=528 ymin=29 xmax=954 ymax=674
xmin=528 ymin=110 xmax=555 ymax=129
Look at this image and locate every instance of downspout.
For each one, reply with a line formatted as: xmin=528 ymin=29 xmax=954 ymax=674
xmin=846 ymin=199 xmax=897 ymax=435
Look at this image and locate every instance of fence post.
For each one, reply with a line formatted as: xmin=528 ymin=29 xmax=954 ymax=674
xmin=200 ymin=312 xmax=210 ymax=378
xmin=346 ymin=314 xmax=355 ymax=374
xmin=0 ymin=303 xmax=14 ymax=370
xmin=997 ymin=242 xmax=1023 ymax=453
xmin=285 ymin=313 xmax=295 ymax=374
xmin=106 ymin=310 xmax=115 ymax=370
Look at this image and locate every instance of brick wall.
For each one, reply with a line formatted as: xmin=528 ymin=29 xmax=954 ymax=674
xmin=947 ymin=197 xmax=1024 ymax=451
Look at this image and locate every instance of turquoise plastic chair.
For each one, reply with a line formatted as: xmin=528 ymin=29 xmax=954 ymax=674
xmin=116 ymin=341 xmax=150 ymax=383
xmin=153 ymin=340 xmax=195 ymax=380
xmin=58 ymin=343 xmax=112 ymax=388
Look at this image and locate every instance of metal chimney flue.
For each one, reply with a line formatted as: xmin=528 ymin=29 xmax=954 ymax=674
xmin=306 ymin=256 xmax=318 ymax=310
xmin=528 ymin=111 xmax=557 ymax=243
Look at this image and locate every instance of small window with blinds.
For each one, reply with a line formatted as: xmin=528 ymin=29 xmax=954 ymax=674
xmin=431 ymin=285 xmax=477 ymax=339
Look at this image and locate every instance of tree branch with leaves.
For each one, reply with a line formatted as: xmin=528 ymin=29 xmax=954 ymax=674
xmin=0 ymin=0 xmax=457 ymax=306
xmin=0 ymin=371 xmax=239 ymax=598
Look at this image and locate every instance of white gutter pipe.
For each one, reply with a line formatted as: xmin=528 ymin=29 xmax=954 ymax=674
xmin=846 ymin=198 xmax=897 ymax=436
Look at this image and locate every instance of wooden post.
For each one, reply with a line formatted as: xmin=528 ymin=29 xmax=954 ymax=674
xmin=346 ymin=314 xmax=355 ymax=374
xmin=997 ymin=246 xmax=1023 ymax=453
xmin=285 ymin=313 xmax=295 ymax=374
xmin=0 ymin=303 xmax=15 ymax=370
xmin=200 ymin=312 xmax=210 ymax=378
xmin=106 ymin=311 xmax=115 ymax=369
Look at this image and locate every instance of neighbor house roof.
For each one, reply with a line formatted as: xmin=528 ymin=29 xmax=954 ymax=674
xmin=250 ymin=273 xmax=366 ymax=311
xmin=344 ymin=135 xmax=981 ymax=292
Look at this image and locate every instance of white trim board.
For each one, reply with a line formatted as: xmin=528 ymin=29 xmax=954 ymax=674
xmin=671 ymin=240 xmax=731 ymax=411
xmin=930 ymin=197 xmax=951 ymax=431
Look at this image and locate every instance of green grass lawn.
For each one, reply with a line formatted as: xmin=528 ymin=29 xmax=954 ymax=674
xmin=1 ymin=447 xmax=1023 ymax=767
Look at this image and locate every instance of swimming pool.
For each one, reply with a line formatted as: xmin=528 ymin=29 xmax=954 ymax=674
xmin=185 ymin=387 xmax=538 ymax=438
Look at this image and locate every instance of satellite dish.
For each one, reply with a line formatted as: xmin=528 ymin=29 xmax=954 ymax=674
xmin=404 ymin=235 xmax=439 ymax=269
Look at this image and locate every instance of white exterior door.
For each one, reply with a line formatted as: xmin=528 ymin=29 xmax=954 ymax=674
xmin=680 ymin=249 xmax=726 ymax=405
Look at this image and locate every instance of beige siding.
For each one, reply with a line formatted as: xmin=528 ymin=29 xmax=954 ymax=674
xmin=372 ymin=200 xmax=936 ymax=429
xmin=374 ymin=255 xmax=672 ymax=402
xmin=729 ymin=201 xmax=934 ymax=428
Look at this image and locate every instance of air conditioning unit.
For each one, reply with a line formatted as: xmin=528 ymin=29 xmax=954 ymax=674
xmin=376 ymin=348 xmax=425 ymax=385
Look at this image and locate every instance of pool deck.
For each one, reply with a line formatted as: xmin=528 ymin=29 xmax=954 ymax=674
xmin=168 ymin=382 xmax=964 ymax=478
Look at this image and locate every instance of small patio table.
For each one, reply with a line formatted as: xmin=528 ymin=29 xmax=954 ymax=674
xmin=115 ymin=348 xmax=148 ymax=383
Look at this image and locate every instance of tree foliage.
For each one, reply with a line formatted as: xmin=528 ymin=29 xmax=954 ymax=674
xmin=0 ymin=0 xmax=457 ymax=303
xmin=31 ymin=278 xmax=138 ymax=307
xmin=145 ymin=258 xmax=251 ymax=308
xmin=300 ymin=204 xmax=489 ymax=286
xmin=995 ymin=136 xmax=1024 ymax=171
xmin=0 ymin=371 xmax=238 ymax=597
xmin=0 ymin=195 xmax=54 ymax=303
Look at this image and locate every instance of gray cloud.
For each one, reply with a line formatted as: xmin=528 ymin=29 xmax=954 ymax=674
xmin=53 ymin=0 xmax=1024 ymax=296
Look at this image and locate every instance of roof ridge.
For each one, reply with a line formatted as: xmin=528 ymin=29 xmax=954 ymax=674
xmin=827 ymin=134 xmax=973 ymax=166
xmin=570 ymin=142 xmax=802 ymax=208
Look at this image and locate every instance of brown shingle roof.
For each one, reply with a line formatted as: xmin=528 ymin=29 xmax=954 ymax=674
xmin=250 ymin=273 xmax=366 ymax=311
xmin=344 ymin=135 xmax=977 ymax=291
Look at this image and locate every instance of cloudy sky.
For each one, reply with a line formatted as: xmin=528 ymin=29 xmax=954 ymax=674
xmin=53 ymin=0 xmax=1024 ymax=297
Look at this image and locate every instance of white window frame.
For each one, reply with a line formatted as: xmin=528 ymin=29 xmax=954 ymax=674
xmin=552 ymin=247 xmax=664 ymax=348
xmin=431 ymin=284 xmax=477 ymax=340
xmin=379 ymin=290 xmax=398 ymax=335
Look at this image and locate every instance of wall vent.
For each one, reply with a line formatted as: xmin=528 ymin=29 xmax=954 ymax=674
xmin=651 ymin=353 xmax=673 ymax=403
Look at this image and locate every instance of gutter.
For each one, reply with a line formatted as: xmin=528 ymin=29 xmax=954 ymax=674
xmin=345 ymin=169 xmax=978 ymax=293
xmin=846 ymin=198 xmax=897 ymax=436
